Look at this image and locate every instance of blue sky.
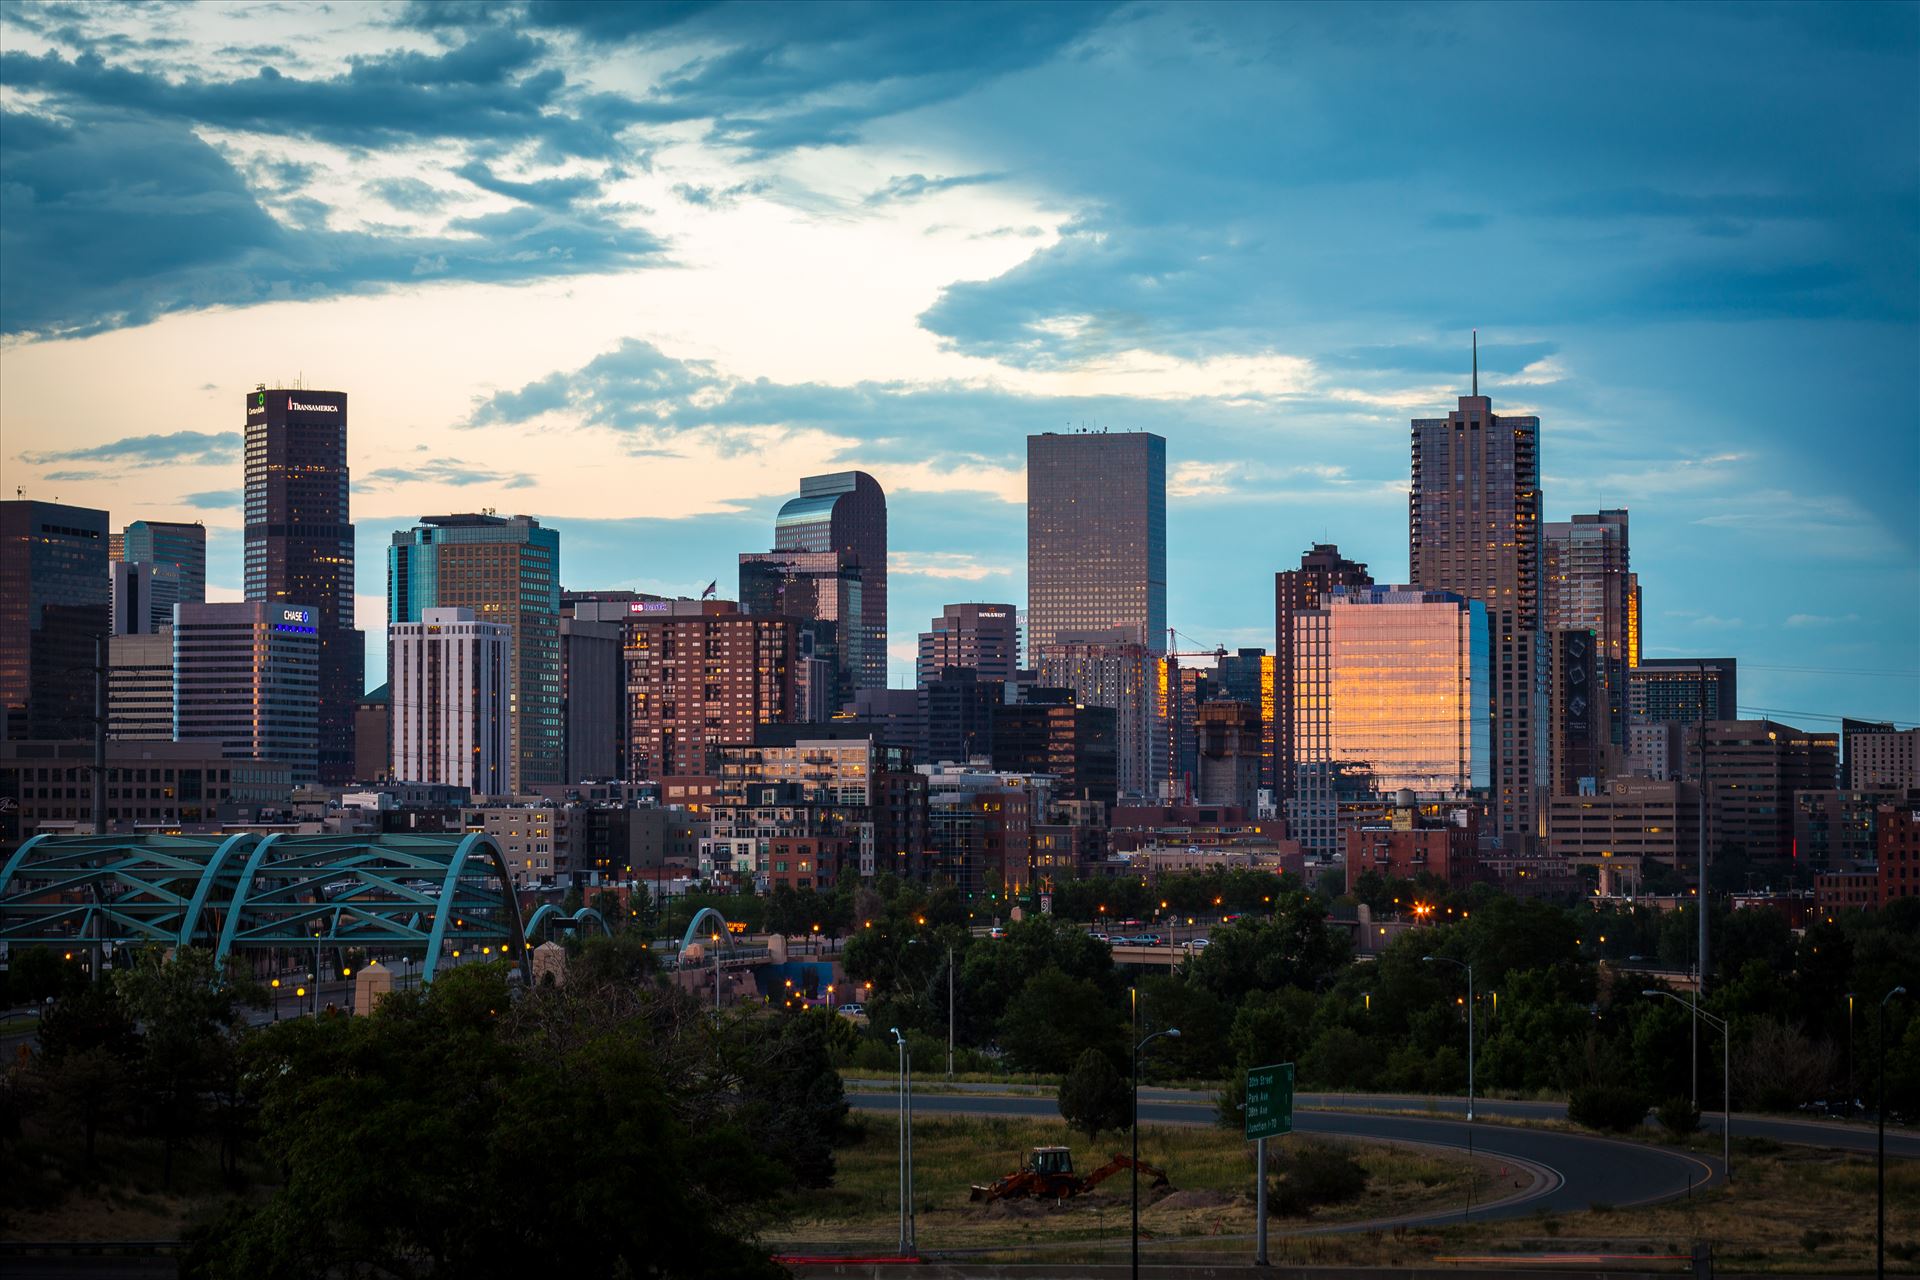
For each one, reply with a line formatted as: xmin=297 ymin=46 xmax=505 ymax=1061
xmin=1 ymin=0 xmax=1914 ymax=727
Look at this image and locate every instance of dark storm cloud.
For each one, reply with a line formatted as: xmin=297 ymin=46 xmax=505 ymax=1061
xmin=0 ymin=30 xmax=645 ymax=159
xmin=0 ymin=2 xmax=1110 ymax=338
xmin=413 ymin=0 xmax=1119 ymax=154
xmin=911 ymin=3 xmax=1918 ymax=367
xmin=0 ymin=110 xmax=661 ymax=338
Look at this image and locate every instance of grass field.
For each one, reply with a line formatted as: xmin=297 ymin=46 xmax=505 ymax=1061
xmin=780 ymin=1127 xmax=1920 ymax=1274
xmin=768 ymin=1115 xmax=1507 ymax=1253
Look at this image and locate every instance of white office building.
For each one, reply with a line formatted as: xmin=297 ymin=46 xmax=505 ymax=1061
xmin=389 ymin=607 xmax=512 ymax=795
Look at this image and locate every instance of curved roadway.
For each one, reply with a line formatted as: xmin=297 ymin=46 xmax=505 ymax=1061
xmin=866 ymin=1082 xmax=1920 ymax=1160
xmin=846 ymin=1090 xmax=1723 ymax=1230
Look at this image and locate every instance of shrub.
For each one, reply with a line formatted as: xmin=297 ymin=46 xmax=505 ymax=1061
xmin=1265 ymin=1141 xmax=1370 ymax=1216
xmin=1656 ymin=1095 xmax=1701 ymax=1137
xmin=1567 ymin=1084 xmax=1651 ymax=1133
xmin=1800 ymin=1228 xmax=1837 ymax=1254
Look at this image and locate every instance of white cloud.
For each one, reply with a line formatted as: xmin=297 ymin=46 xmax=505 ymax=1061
xmin=1498 ymin=356 xmax=1570 ymax=387
xmin=892 ymin=551 xmax=1012 ymax=581
xmin=1170 ymin=461 xmax=1238 ymax=497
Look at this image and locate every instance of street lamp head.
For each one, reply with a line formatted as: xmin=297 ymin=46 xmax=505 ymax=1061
xmin=1422 ymin=954 xmax=1436 ymax=962
xmin=1887 ymin=986 xmax=1909 ymax=1005
xmin=1166 ymin=1028 xmax=1181 ymax=1038
xmin=1642 ymin=989 xmax=1662 ymax=997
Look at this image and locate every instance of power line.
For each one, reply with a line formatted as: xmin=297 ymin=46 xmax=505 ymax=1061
xmin=1737 ymin=704 xmax=1918 ymax=729
xmin=1739 ymin=663 xmax=1919 ymax=679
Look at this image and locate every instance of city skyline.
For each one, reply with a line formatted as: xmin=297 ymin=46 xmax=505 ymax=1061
xmin=0 ymin=3 xmax=1914 ymax=730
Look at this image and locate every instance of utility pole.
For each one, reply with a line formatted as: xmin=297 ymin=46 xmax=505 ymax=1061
xmin=1697 ymin=662 xmax=1710 ymax=991
xmin=1881 ymin=987 xmax=1908 ymax=1280
xmin=1693 ymin=663 xmax=1709 ymax=1092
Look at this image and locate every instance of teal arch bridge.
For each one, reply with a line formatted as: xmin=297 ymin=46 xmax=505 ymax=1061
xmin=0 ymin=832 xmax=531 ymax=983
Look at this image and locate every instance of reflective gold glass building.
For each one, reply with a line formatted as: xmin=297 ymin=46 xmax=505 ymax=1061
xmin=1290 ymin=586 xmax=1489 ymax=857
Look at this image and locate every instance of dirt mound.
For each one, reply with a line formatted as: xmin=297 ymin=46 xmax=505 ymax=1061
xmin=1153 ymin=1188 xmax=1235 ymax=1211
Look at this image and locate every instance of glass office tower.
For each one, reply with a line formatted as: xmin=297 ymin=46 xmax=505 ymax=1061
xmin=1291 ymin=586 xmax=1489 ymax=856
xmin=771 ymin=472 xmax=887 ymax=690
xmin=1027 ymin=431 xmax=1166 ymax=663
xmin=0 ymin=500 xmax=110 ymax=740
xmin=122 ymin=520 xmax=207 ymax=604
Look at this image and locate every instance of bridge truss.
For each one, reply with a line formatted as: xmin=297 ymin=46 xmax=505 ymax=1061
xmin=0 ymin=832 xmax=529 ymax=983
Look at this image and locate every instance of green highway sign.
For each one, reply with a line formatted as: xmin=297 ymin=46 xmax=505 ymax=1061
xmin=1244 ymin=1062 xmax=1295 ymax=1140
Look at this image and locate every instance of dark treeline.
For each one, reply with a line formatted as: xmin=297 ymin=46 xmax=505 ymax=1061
xmin=2 ymin=941 xmax=848 ymax=1278
xmin=4 ymin=871 xmax=1914 ymax=1272
xmin=838 ymin=873 xmax=1920 ymax=1125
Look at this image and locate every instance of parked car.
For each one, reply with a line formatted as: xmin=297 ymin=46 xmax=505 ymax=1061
xmin=987 ymin=926 xmax=1007 ymax=939
xmin=836 ymin=1003 xmax=867 ymax=1019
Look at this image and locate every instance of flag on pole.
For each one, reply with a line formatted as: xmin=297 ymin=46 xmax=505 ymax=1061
xmin=700 ymin=580 xmax=717 ymax=600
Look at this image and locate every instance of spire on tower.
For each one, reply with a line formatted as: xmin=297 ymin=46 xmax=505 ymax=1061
xmin=1472 ymin=328 xmax=1478 ymax=397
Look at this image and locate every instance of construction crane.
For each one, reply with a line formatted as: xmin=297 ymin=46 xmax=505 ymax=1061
xmin=1158 ymin=628 xmax=1232 ymax=800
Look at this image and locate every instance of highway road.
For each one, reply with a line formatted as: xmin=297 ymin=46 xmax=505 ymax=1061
xmin=1289 ymin=1090 xmax=1920 ymax=1160
xmin=868 ymin=1081 xmax=1920 ymax=1160
xmin=846 ymin=1090 xmax=1724 ymax=1230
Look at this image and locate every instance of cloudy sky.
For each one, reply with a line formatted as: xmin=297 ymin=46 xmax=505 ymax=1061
xmin=1 ymin=1 xmax=1914 ymax=725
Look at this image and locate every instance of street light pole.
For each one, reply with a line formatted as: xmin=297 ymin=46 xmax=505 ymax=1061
xmin=1131 ymin=990 xmax=1181 ymax=1280
xmin=1847 ymin=992 xmax=1857 ymax=1111
xmin=892 ymin=1026 xmax=906 ymax=1252
xmin=1880 ymin=986 xmax=1908 ymax=1280
xmin=1690 ymin=987 xmax=1699 ymax=1108
xmin=1424 ymin=955 xmax=1474 ymax=1121
xmin=1647 ymin=990 xmax=1730 ymax=1180
xmin=946 ymin=942 xmax=955 ymax=1080
xmin=888 ymin=1026 xmax=914 ymax=1253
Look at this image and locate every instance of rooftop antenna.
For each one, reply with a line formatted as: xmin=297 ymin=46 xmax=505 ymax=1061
xmin=1471 ymin=329 xmax=1478 ymax=397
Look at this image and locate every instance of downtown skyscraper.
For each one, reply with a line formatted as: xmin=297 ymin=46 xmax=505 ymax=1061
xmin=1026 ymin=431 xmax=1166 ymax=663
xmin=1289 ymin=586 xmax=1489 ymax=857
xmin=389 ymin=514 xmax=562 ymax=792
xmin=1544 ymin=510 xmax=1634 ymax=748
xmin=1276 ymin=544 xmax=1372 ymax=806
xmin=766 ymin=472 xmax=888 ymax=691
xmin=173 ymin=600 xmax=320 ymax=786
xmin=0 ymin=500 xmax=110 ymax=741
xmin=917 ymin=603 xmax=1020 ymax=686
xmin=1409 ymin=351 xmax=1545 ymax=846
xmin=388 ymin=607 xmax=513 ymax=794
xmin=243 ymin=388 xmax=362 ymax=785
xmin=121 ymin=520 xmax=206 ymax=605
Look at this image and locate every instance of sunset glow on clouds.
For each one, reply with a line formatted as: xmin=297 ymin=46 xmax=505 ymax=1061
xmin=1 ymin=1 xmax=1913 ymax=719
